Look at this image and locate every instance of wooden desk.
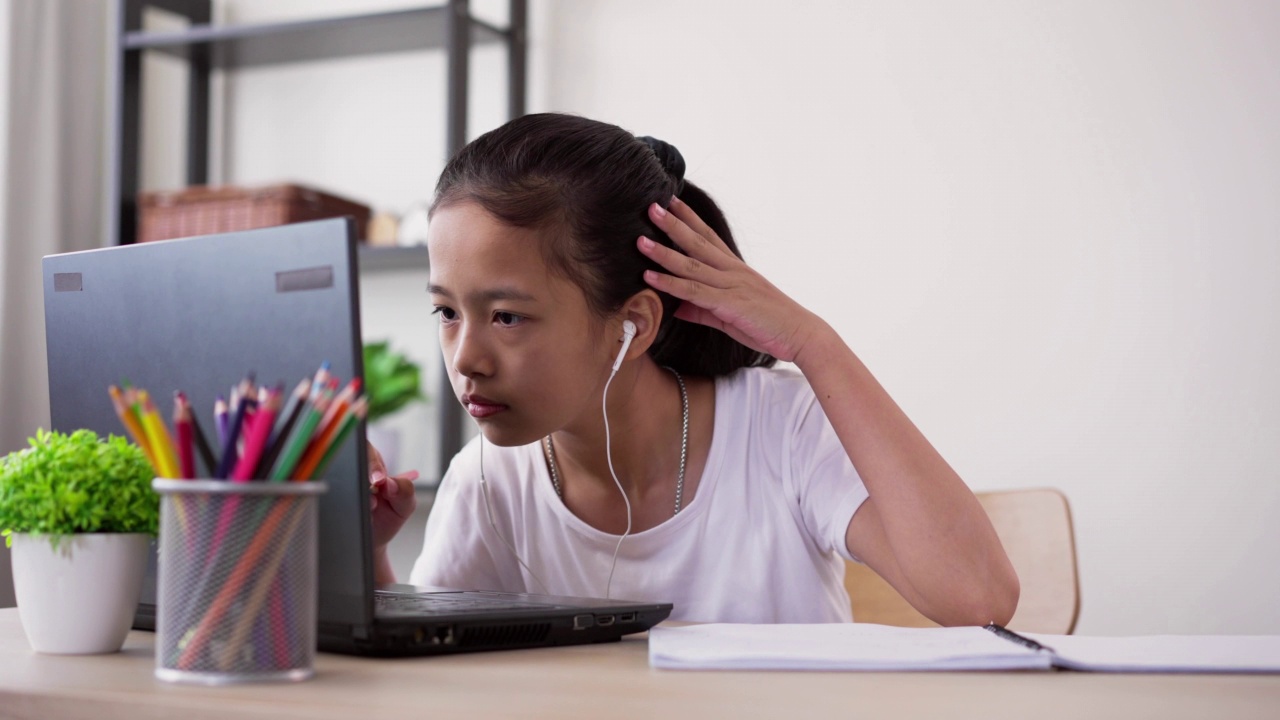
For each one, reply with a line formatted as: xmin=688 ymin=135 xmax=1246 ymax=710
xmin=2 ymin=609 xmax=1277 ymax=720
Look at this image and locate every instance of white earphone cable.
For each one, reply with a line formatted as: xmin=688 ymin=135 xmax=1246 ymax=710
xmin=602 ymin=366 xmax=631 ymax=600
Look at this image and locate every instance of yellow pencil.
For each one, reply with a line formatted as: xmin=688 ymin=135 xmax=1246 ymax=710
xmin=139 ymin=389 xmax=180 ymax=478
xmin=108 ymin=385 xmax=161 ymax=474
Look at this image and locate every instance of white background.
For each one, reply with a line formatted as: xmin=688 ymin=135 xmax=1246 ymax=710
xmin=140 ymin=0 xmax=1280 ymax=636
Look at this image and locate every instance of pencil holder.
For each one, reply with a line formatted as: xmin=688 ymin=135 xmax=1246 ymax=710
xmin=151 ymin=479 xmax=327 ymax=685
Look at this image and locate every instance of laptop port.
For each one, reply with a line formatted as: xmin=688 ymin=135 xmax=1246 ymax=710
xmin=596 ymin=614 xmax=615 ymax=627
xmin=618 ymin=613 xmax=637 ymax=624
xmin=432 ymin=625 xmax=455 ymax=645
xmin=573 ymin=614 xmax=594 ymax=630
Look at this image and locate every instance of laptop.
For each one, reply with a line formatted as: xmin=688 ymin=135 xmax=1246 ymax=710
xmin=42 ymin=218 xmax=672 ymax=656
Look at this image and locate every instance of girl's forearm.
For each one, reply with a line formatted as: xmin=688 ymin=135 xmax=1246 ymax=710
xmin=793 ymin=318 xmax=1018 ymax=625
xmin=373 ymin=545 xmax=397 ymax=586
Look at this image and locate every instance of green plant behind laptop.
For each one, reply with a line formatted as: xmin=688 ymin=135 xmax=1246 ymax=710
xmin=0 ymin=429 xmax=158 ymax=548
xmin=362 ymin=340 xmax=426 ymax=423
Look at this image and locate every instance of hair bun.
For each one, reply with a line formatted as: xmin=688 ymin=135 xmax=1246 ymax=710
xmin=638 ymin=135 xmax=687 ymax=195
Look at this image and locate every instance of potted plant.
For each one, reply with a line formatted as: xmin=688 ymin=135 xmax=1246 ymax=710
xmin=0 ymin=429 xmax=158 ymax=654
xmin=362 ymin=340 xmax=427 ymax=471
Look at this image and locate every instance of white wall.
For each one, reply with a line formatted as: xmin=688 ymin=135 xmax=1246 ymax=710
xmin=530 ymin=0 xmax=1280 ymax=635
xmin=189 ymin=0 xmax=1279 ymax=635
xmin=0 ymin=0 xmax=14 ymax=610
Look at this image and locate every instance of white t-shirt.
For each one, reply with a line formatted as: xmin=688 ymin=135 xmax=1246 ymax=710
xmin=409 ymin=366 xmax=869 ymax=623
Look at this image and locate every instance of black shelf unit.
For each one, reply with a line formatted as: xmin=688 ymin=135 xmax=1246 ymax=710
xmin=110 ymin=0 xmax=527 ymax=478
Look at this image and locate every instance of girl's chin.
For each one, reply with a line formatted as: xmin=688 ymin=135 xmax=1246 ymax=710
xmin=476 ymin=420 xmax=543 ymax=448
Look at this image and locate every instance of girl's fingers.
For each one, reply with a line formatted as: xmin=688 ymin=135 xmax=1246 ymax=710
xmin=638 ymin=236 xmax=723 ymax=287
xmin=386 ymin=475 xmax=418 ymax=517
xmin=667 ymin=196 xmax=734 ymax=255
xmin=643 ymin=269 xmax=724 ymax=311
xmin=370 ymin=471 xmax=418 ymax=517
xmin=648 ymin=203 xmax=734 ymax=269
xmin=674 ymin=302 xmax=730 ymax=334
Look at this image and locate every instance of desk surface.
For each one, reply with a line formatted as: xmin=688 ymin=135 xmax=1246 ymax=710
xmin=2 ymin=609 xmax=1278 ymax=720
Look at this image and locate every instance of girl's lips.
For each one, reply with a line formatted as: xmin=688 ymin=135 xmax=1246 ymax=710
xmin=466 ymin=402 xmax=507 ymax=418
xmin=461 ymin=395 xmax=508 ymax=418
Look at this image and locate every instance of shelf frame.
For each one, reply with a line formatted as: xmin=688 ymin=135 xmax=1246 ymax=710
xmin=122 ymin=6 xmax=507 ymax=68
xmin=108 ymin=0 xmax=528 ymax=480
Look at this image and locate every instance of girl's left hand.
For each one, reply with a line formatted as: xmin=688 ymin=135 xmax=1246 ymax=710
xmin=639 ymin=197 xmax=822 ymax=363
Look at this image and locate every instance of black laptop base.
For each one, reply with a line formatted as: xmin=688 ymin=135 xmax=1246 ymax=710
xmin=322 ymin=608 xmax=670 ymax=657
xmin=321 ymin=587 xmax=673 ymax=657
xmin=136 ymin=595 xmax=672 ymax=658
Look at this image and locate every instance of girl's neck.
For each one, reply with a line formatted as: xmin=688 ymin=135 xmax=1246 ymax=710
xmin=548 ymin=360 xmax=685 ymax=497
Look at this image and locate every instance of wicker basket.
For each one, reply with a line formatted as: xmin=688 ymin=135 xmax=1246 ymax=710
xmin=136 ymin=183 xmax=371 ymax=243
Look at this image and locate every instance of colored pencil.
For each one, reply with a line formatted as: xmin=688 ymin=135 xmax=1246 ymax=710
xmin=316 ymin=378 xmax=361 ymax=441
xmin=268 ymin=577 xmax=291 ymax=668
xmin=181 ymin=392 xmax=218 ymax=476
xmin=123 ymin=385 xmax=152 ymax=459
xmin=231 ymin=386 xmax=281 ymax=481
xmin=310 ymin=361 xmax=331 ymax=396
xmin=214 ymin=377 xmax=254 ymax=479
xmin=174 ymin=393 xmax=195 ymax=479
xmin=309 ymin=397 xmax=367 ymax=481
xmin=269 ymin=389 xmax=332 ymax=481
xmin=214 ymin=395 xmax=229 ymax=447
xmin=237 ymin=393 xmax=258 ymax=457
xmin=293 ymin=380 xmax=361 ymax=480
xmin=108 ymin=384 xmax=160 ymax=473
xmin=138 ymin=390 xmax=180 ymax=478
xmin=256 ymin=378 xmax=309 ymax=478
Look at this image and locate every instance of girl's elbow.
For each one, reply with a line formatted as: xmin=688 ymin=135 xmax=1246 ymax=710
xmin=978 ymin=566 xmax=1020 ymax=627
xmin=940 ymin=567 xmax=1020 ymax=628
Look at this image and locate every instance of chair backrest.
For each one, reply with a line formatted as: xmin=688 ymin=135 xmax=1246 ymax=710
xmin=844 ymin=488 xmax=1080 ymax=634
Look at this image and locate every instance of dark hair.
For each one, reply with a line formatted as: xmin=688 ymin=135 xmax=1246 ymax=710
xmin=430 ymin=113 xmax=776 ymax=377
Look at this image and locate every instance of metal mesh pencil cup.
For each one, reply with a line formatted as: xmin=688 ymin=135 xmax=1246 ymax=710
xmin=152 ymin=479 xmax=328 ymax=684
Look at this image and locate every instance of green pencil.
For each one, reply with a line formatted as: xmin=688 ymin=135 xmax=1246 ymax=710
xmin=309 ymin=398 xmax=367 ymax=481
xmin=269 ymin=389 xmax=332 ymax=481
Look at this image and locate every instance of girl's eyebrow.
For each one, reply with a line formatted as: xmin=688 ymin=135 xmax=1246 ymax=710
xmin=427 ymin=284 xmax=538 ymax=303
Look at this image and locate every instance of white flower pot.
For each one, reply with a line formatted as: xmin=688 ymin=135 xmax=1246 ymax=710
xmin=10 ymin=532 xmax=150 ymax=654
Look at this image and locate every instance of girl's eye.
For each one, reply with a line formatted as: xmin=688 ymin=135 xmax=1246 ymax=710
xmin=432 ymin=306 xmax=458 ymax=322
xmin=494 ymin=312 xmax=524 ymax=327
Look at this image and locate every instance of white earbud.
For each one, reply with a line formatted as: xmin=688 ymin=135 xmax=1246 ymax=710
xmin=612 ymin=320 xmax=637 ymax=373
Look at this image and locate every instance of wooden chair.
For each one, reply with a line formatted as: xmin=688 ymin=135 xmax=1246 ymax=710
xmin=844 ymin=488 xmax=1080 ymax=634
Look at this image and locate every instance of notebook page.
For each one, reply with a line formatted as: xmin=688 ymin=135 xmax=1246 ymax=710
xmin=1027 ymin=633 xmax=1280 ymax=674
xmin=649 ymin=623 xmax=1052 ymax=671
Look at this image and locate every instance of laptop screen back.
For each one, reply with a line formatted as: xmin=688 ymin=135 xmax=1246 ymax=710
xmin=42 ymin=219 xmax=374 ymax=632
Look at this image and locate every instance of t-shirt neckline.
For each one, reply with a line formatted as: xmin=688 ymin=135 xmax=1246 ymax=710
xmin=531 ymin=373 xmax=732 ymax=542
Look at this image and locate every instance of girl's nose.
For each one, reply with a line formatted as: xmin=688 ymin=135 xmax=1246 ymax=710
xmin=452 ymin=324 xmax=494 ymax=378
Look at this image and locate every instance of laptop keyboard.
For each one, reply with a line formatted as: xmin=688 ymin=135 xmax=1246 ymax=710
xmin=374 ymin=591 xmax=571 ymax=617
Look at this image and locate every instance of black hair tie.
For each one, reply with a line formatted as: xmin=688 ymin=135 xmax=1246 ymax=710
xmin=638 ymin=135 xmax=687 ymax=196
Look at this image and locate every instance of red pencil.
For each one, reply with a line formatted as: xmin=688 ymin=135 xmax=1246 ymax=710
xmin=174 ymin=393 xmax=196 ymax=479
xmin=230 ymin=387 xmax=281 ymax=481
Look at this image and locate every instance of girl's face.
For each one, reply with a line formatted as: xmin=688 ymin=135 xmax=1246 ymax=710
xmin=427 ymin=201 xmax=616 ymax=446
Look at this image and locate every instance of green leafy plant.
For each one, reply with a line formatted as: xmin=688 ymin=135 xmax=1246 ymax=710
xmin=0 ymin=429 xmax=158 ymax=548
xmin=362 ymin=340 xmax=427 ymax=423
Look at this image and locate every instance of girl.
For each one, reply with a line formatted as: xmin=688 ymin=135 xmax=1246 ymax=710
xmin=368 ymin=113 xmax=1018 ymax=625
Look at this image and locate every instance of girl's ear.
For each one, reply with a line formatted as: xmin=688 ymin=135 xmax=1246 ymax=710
xmin=617 ymin=289 xmax=664 ymax=362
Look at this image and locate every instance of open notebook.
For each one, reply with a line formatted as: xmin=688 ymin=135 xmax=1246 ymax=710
xmin=649 ymin=623 xmax=1280 ymax=673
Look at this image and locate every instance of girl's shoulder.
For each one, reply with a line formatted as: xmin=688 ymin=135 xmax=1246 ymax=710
xmin=716 ymin=365 xmax=817 ymax=410
xmin=714 ymin=365 xmax=820 ymax=433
